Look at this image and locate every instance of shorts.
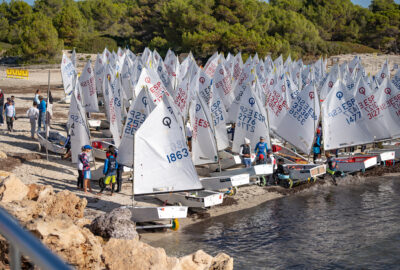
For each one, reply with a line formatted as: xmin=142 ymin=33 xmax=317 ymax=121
xmin=243 ymin=158 xmax=251 ymax=167
xmin=104 ymin=175 xmax=116 ymax=185
xmin=83 ymin=170 xmax=91 ymax=179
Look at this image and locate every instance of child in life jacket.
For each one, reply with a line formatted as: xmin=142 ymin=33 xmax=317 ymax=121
xmin=98 ymin=147 xmax=118 ymax=196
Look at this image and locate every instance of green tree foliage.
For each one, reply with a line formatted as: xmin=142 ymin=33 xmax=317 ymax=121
xmin=0 ymin=0 xmax=399 ymax=62
xmin=53 ymin=0 xmax=84 ymax=46
xmin=15 ymin=12 xmax=63 ymax=62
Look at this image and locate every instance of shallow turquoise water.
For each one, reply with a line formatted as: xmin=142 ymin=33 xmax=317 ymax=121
xmin=150 ymin=177 xmax=400 ymax=269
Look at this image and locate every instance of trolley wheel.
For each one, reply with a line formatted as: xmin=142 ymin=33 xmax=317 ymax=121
xmin=171 ymin=218 xmax=179 ymax=231
xmin=232 ymin=186 xmax=238 ymax=195
xmin=286 ymin=179 xmax=293 ymax=189
xmin=98 ymin=177 xmax=106 ymax=189
xmin=260 ymin=176 xmax=267 ymax=186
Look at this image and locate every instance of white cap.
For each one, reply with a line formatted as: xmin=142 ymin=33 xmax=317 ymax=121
xmin=244 ymin=138 xmax=250 ymax=144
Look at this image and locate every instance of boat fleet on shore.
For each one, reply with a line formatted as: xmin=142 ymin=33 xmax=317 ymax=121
xmin=37 ymin=48 xmax=400 ymax=229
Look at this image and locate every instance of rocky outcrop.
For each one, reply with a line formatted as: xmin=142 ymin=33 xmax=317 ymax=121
xmin=27 ymin=215 xmax=103 ymax=269
xmin=89 ymin=207 xmax=138 ymax=240
xmin=0 ymin=171 xmax=233 ymax=270
xmin=102 ymin=238 xmax=180 ymax=270
xmin=0 ymin=171 xmax=29 ymax=202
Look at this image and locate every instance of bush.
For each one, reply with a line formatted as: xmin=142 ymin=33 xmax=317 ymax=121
xmin=75 ymin=35 xmax=117 ymax=54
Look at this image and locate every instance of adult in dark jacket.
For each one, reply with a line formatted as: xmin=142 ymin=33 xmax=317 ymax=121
xmin=0 ymin=89 xmax=4 ymax=126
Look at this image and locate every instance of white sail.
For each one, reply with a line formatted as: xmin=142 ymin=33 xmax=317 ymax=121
xmin=232 ymin=84 xmax=270 ymax=153
xmin=79 ymin=60 xmax=99 ymax=113
xmin=134 ymin=67 xmax=170 ymax=104
xmin=134 ymin=101 xmax=202 ymax=195
xmin=322 ymin=81 xmax=373 ymax=150
xmin=69 ymin=92 xmax=91 ymax=163
xmin=213 ymin=63 xmax=234 ymax=108
xmin=375 ymin=78 xmax=400 ymax=139
xmin=353 ymin=76 xmax=391 ymax=141
xmin=376 ymin=60 xmax=389 ymax=85
xmin=204 ymin=51 xmax=219 ymax=78
xmin=108 ymin=75 xmax=124 ymax=147
xmin=266 ymin=75 xmax=290 ymax=130
xmin=209 ymin=88 xmax=229 ymax=151
xmin=61 ymin=53 xmax=77 ymax=97
xmin=71 ymin=48 xmax=76 ymax=68
xmin=274 ymin=83 xmax=320 ymax=154
xmin=94 ymin=53 xmax=105 ymax=94
xmin=189 ymin=94 xmax=218 ymax=165
xmin=120 ymin=56 xmax=134 ymax=100
xmin=117 ymin=89 xmax=153 ymax=166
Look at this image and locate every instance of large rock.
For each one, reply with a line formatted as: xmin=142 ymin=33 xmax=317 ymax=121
xmin=0 ymin=151 xmax=7 ymax=159
xmin=209 ymin=253 xmax=234 ymax=270
xmin=177 ymin=250 xmax=233 ymax=270
xmin=27 ymin=215 xmax=103 ymax=269
xmin=0 ymin=171 xmax=29 ymax=203
xmin=89 ymin=207 xmax=138 ymax=240
xmin=102 ymin=238 xmax=179 ymax=270
xmin=1 ymin=184 xmax=87 ymax=222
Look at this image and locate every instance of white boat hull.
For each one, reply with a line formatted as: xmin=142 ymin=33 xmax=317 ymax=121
xmin=91 ymin=138 xmax=115 ymax=160
xmin=37 ymin=131 xmax=67 ymax=155
xmin=285 ymin=164 xmax=326 ymax=180
xmin=130 ymin=206 xmax=188 ymax=222
xmin=336 ymin=157 xmax=378 ymax=172
xmin=200 ymin=174 xmax=250 ymax=190
xmin=155 ymin=190 xmax=224 ymax=208
xmin=210 ymin=164 xmax=274 ymax=178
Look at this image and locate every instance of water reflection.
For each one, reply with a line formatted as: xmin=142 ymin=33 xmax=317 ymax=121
xmin=150 ymin=177 xmax=400 ymax=269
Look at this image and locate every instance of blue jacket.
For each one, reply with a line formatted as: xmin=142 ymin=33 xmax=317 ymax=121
xmin=103 ymin=155 xmax=118 ymax=176
xmin=38 ymin=100 xmax=46 ymax=112
xmin=254 ymin=142 xmax=268 ymax=157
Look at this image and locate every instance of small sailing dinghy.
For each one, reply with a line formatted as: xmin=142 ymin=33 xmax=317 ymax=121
xmin=37 ymin=131 xmax=68 ymax=155
xmin=91 ymin=138 xmax=114 ymax=160
xmin=335 ymin=156 xmax=378 ymax=173
xmin=282 ymin=164 xmax=326 ymax=188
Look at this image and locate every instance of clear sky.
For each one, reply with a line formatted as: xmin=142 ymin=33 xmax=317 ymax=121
xmin=5 ymin=0 xmax=400 ymax=8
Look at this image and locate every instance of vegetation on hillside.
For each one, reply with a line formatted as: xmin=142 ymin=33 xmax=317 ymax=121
xmin=0 ymin=0 xmax=398 ymax=63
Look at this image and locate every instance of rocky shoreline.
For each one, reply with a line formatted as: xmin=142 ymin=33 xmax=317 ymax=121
xmin=0 ymin=166 xmax=233 ymax=270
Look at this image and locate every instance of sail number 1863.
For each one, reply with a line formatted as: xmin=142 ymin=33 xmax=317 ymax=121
xmin=166 ymin=148 xmax=189 ymax=163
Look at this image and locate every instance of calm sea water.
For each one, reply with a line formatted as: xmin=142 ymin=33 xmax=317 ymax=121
xmin=149 ymin=177 xmax=400 ymax=269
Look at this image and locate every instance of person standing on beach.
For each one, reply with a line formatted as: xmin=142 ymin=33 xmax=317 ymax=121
xmin=98 ymin=147 xmax=118 ymax=196
xmin=37 ymin=96 xmax=46 ymax=132
xmin=255 ymin=136 xmax=268 ymax=163
xmin=76 ymin=146 xmax=84 ymax=190
xmin=240 ymin=138 xmax=252 ymax=167
xmin=26 ymin=102 xmax=39 ymax=138
xmin=78 ymin=145 xmax=93 ymax=194
xmin=0 ymin=89 xmax=4 ymax=126
xmin=4 ymin=98 xmax=15 ymax=132
xmin=34 ymin=89 xmax=40 ymax=105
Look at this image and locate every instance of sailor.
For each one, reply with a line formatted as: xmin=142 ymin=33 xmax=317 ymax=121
xmin=4 ymin=98 xmax=15 ymax=132
xmin=0 ymin=89 xmax=3 ymax=126
xmin=276 ymin=158 xmax=290 ymax=185
xmin=255 ymin=136 xmax=268 ymax=163
xmin=313 ymin=129 xmax=322 ymax=163
xmin=26 ymin=101 xmax=39 ymax=138
xmin=266 ymin=150 xmax=276 ymax=185
xmin=325 ymin=152 xmax=342 ymax=185
xmin=78 ymin=145 xmax=93 ymax=194
xmin=37 ymin=95 xmax=46 ymax=132
xmin=99 ymin=147 xmax=118 ymax=196
xmin=105 ymin=145 xmax=123 ymax=193
xmin=186 ymin=123 xmax=192 ymax=152
xmin=239 ymin=138 xmax=252 ymax=168
xmin=227 ymin=123 xmax=235 ymax=141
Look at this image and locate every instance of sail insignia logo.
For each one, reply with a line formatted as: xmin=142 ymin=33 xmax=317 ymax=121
xmin=336 ymin=91 xmax=344 ymax=100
